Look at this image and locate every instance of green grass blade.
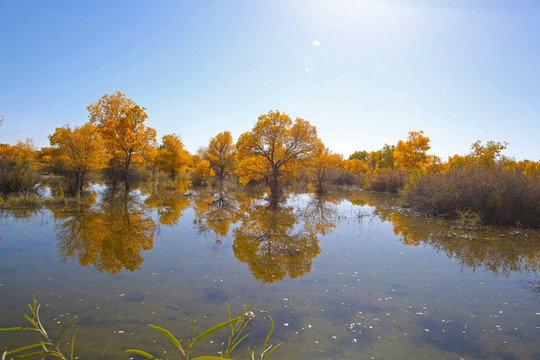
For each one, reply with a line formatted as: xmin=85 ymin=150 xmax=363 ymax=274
xmin=263 ymin=316 xmax=275 ymax=350
xmin=228 ymin=332 xmax=250 ymax=355
xmin=5 ymin=343 xmax=48 ymax=355
xmin=192 ymin=357 xmax=236 ymax=360
xmin=34 ymin=304 xmax=47 ymax=337
xmin=193 ymin=317 xmax=240 ymax=343
xmin=264 ymin=343 xmax=282 ymax=360
xmin=0 ymin=327 xmax=35 ymax=331
xmin=23 ymin=315 xmax=37 ymax=327
xmin=147 ymin=324 xmax=183 ymax=351
xmin=57 ymin=315 xmax=78 ymax=348
xmin=70 ymin=326 xmax=79 ymax=360
xmin=14 ymin=350 xmax=61 ymax=358
xmin=125 ymin=349 xmax=160 ymax=360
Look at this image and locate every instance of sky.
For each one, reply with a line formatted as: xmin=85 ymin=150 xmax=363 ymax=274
xmin=1 ymin=0 xmax=539 ymax=161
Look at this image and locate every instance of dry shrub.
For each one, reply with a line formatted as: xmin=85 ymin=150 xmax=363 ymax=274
xmin=405 ymin=164 xmax=540 ymax=228
xmin=330 ymin=168 xmax=360 ymax=186
xmin=364 ymin=170 xmax=409 ymax=193
xmin=0 ymin=160 xmax=40 ymax=195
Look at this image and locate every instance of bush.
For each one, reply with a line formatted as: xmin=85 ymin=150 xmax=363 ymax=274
xmin=404 ymin=164 xmax=540 ymax=228
xmin=329 ymin=168 xmax=360 ymax=186
xmin=0 ymin=160 xmax=40 ymax=195
xmin=364 ymin=170 xmax=409 ymax=193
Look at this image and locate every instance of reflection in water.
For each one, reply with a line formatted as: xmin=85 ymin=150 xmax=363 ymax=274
xmin=347 ymin=191 xmax=540 ymax=278
xmin=19 ymin=185 xmax=539 ymax=284
xmin=142 ymin=182 xmax=190 ymax=226
xmin=51 ymin=188 xmax=156 ymax=275
xmin=192 ymin=188 xmax=241 ymax=246
xmin=232 ymin=194 xmax=337 ymax=283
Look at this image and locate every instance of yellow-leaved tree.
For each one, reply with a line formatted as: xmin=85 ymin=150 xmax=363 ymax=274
xmin=48 ymin=123 xmax=110 ymax=196
xmin=154 ymin=134 xmax=191 ymax=180
xmin=307 ymin=142 xmax=343 ymax=194
xmin=87 ymin=91 xmax=157 ymax=188
xmin=394 ymin=130 xmax=431 ymax=172
xmin=236 ymin=110 xmax=320 ymax=201
xmin=201 ymin=131 xmax=236 ymax=185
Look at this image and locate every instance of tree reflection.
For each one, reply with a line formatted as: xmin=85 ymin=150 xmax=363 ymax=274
xmin=142 ymin=181 xmax=190 ymax=226
xmin=192 ymin=188 xmax=242 ymax=246
xmin=346 ymin=191 xmax=540 ymax=278
xmin=232 ymin=194 xmax=336 ymax=284
xmin=51 ymin=187 xmax=156 ymax=275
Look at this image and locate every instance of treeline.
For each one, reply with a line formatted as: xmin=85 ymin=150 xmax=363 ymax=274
xmin=1 ymin=92 xmax=539 ymax=226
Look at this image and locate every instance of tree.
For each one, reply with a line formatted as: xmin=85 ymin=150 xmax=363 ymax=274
xmin=308 ymin=142 xmax=343 ymax=194
xmin=394 ymin=131 xmax=431 ymax=172
xmin=201 ymin=131 xmax=236 ymax=185
xmin=0 ymin=139 xmax=39 ymax=194
xmin=154 ymin=134 xmax=191 ymax=180
xmin=48 ymin=123 xmax=109 ymax=196
xmin=236 ymin=110 xmax=320 ymax=200
xmin=87 ymin=91 xmax=157 ymax=188
xmin=191 ymin=159 xmax=215 ymax=186
xmin=469 ymin=140 xmax=508 ymax=166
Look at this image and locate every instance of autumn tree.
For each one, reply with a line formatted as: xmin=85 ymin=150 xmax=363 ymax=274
xmin=48 ymin=123 xmax=109 ymax=196
xmin=308 ymin=142 xmax=343 ymax=193
xmin=87 ymin=91 xmax=157 ymax=188
xmin=191 ymin=158 xmax=215 ymax=186
xmin=394 ymin=131 xmax=431 ymax=172
xmin=201 ymin=131 xmax=236 ymax=185
xmin=154 ymin=134 xmax=191 ymax=180
xmin=236 ymin=110 xmax=320 ymax=201
xmin=0 ymin=139 xmax=39 ymax=194
xmin=469 ymin=140 xmax=508 ymax=166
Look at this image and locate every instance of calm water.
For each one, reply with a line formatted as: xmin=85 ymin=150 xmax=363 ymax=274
xmin=1 ymin=185 xmax=539 ymax=359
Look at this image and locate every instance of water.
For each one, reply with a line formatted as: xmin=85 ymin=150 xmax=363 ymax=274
xmin=1 ymin=186 xmax=539 ymax=359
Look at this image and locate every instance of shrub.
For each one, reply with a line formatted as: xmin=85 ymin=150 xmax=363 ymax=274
xmin=0 ymin=160 xmax=40 ymax=195
xmin=404 ymin=164 xmax=540 ymax=228
xmin=364 ymin=170 xmax=409 ymax=193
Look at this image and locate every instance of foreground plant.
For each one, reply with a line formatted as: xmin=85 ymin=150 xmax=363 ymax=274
xmin=0 ymin=300 xmax=79 ymax=360
xmin=1 ymin=301 xmax=281 ymax=360
xmin=127 ymin=304 xmax=281 ymax=360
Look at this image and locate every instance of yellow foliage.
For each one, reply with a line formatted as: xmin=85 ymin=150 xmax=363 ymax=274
xmin=0 ymin=138 xmax=37 ymax=166
xmin=49 ymin=123 xmax=109 ymax=173
xmin=87 ymin=91 xmax=157 ymax=183
xmin=307 ymin=142 xmax=343 ymax=193
xmin=236 ymin=110 xmax=320 ymax=196
xmin=394 ymin=130 xmax=431 ymax=172
xmin=201 ymin=131 xmax=236 ymax=183
xmin=154 ymin=134 xmax=191 ymax=180
xmin=344 ymin=158 xmax=369 ymax=173
xmin=193 ymin=160 xmax=215 ymax=185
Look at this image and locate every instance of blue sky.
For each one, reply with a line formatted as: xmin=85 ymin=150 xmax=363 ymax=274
xmin=1 ymin=0 xmax=539 ymax=160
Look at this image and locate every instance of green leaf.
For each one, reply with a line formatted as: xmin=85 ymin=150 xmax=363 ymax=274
xmin=148 ymin=324 xmax=183 ymax=351
xmin=0 ymin=327 xmax=35 ymax=331
xmin=263 ymin=316 xmax=275 ymax=350
xmin=125 ymin=349 xmax=160 ymax=360
xmin=14 ymin=350 xmax=62 ymax=358
xmin=35 ymin=304 xmax=47 ymax=337
xmin=4 ymin=343 xmax=48 ymax=355
xmin=228 ymin=332 xmax=250 ymax=355
xmin=57 ymin=315 xmax=78 ymax=348
xmin=192 ymin=357 xmax=235 ymax=360
xmin=264 ymin=343 xmax=282 ymax=360
xmin=70 ymin=326 xmax=79 ymax=360
xmin=193 ymin=317 xmax=240 ymax=343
